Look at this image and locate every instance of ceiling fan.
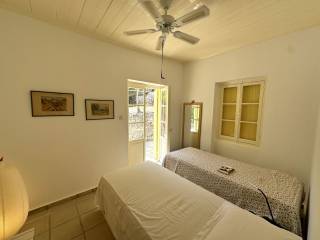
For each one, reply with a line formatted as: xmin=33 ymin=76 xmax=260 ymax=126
xmin=124 ymin=0 xmax=210 ymax=50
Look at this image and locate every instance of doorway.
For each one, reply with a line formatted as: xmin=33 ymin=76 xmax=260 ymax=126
xmin=127 ymin=80 xmax=168 ymax=165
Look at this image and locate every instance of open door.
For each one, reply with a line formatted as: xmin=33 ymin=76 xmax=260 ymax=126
xmin=128 ymin=80 xmax=168 ymax=165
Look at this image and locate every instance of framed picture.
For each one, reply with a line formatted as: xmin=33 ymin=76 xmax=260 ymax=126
xmin=85 ymin=99 xmax=114 ymax=120
xmin=30 ymin=91 xmax=74 ymax=117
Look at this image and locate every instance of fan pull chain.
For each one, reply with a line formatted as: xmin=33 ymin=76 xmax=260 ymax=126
xmin=161 ymin=38 xmax=166 ymax=79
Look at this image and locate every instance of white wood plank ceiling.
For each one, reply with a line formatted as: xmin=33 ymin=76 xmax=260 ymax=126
xmin=1 ymin=0 xmax=320 ymax=61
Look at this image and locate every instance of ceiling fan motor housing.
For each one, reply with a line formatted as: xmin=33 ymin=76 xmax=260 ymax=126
xmin=156 ymin=15 xmax=175 ymax=34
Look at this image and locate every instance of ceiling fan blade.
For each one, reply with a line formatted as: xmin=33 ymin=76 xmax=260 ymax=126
xmin=138 ymin=0 xmax=162 ymax=20
xmin=159 ymin=0 xmax=173 ymax=10
xmin=124 ymin=29 xmax=157 ymax=35
xmin=173 ymin=31 xmax=200 ymax=44
xmin=174 ymin=5 xmax=210 ymax=27
xmin=156 ymin=35 xmax=166 ymax=50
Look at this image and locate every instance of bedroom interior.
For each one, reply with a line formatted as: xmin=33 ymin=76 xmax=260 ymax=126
xmin=0 ymin=0 xmax=319 ymax=240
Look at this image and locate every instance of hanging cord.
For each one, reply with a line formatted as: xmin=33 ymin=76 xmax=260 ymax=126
xmin=249 ymin=182 xmax=282 ymax=229
xmin=257 ymin=188 xmax=283 ymax=229
xmin=161 ymin=37 xmax=166 ymax=79
xmin=257 ymin=188 xmax=275 ymax=223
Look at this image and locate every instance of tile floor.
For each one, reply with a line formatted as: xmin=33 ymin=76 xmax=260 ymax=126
xmin=20 ymin=191 xmax=115 ymax=240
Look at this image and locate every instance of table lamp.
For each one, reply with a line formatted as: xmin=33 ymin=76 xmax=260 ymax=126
xmin=0 ymin=157 xmax=29 ymax=240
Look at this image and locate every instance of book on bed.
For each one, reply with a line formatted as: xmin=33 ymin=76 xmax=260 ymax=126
xmin=218 ymin=165 xmax=235 ymax=175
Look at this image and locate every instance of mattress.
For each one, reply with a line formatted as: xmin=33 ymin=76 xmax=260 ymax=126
xmin=163 ymin=147 xmax=304 ymax=235
xmin=96 ymin=161 xmax=301 ymax=240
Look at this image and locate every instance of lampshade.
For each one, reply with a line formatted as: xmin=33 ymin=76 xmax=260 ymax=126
xmin=0 ymin=161 xmax=29 ymax=240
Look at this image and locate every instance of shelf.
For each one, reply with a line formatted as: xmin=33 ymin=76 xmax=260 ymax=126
xmin=240 ymin=121 xmax=257 ymax=124
xmin=241 ymin=102 xmax=259 ymax=105
xmin=222 ymin=119 xmax=235 ymax=122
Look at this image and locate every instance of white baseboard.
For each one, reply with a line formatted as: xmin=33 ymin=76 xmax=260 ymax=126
xmin=10 ymin=229 xmax=34 ymax=240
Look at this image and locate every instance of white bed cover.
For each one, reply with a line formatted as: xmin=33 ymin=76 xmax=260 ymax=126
xmin=96 ymin=162 xmax=301 ymax=240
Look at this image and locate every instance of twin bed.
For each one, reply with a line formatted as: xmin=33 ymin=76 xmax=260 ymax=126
xmin=163 ymin=148 xmax=304 ymax=235
xmin=96 ymin=150 xmax=302 ymax=240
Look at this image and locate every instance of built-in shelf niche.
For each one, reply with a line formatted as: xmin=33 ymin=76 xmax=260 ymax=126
xmin=219 ymin=80 xmax=264 ymax=144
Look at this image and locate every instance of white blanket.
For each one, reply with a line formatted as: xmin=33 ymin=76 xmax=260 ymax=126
xmin=96 ymin=162 xmax=301 ymax=240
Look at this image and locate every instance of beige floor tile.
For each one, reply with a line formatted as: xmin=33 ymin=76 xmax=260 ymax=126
xmin=20 ymin=215 xmax=49 ymax=236
xmin=51 ymin=218 xmax=83 ymax=240
xmin=80 ymin=209 xmax=105 ymax=231
xmin=34 ymin=231 xmax=50 ymax=240
xmin=49 ymin=200 xmax=79 ymax=227
xmin=85 ymin=222 xmax=115 ymax=240
xmin=76 ymin=193 xmax=97 ymax=215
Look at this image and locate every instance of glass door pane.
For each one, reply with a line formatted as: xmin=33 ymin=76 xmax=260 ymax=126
xmin=145 ymin=88 xmax=155 ymax=161
xmin=159 ymin=88 xmax=168 ymax=162
xmin=190 ymin=105 xmax=200 ymax=133
xmin=129 ymin=123 xmax=144 ymax=141
xmin=128 ymin=88 xmax=144 ymax=105
xmin=128 ymin=88 xmax=145 ymax=142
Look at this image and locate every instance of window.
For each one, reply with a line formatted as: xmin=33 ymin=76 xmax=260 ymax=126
xmin=128 ymin=87 xmax=145 ymax=141
xmin=219 ymin=80 xmax=264 ymax=144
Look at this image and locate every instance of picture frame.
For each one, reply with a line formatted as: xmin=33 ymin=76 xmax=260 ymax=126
xmin=85 ymin=99 xmax=114 ymax=120
xmin=30 ymin=91 xmax=74 ymax=117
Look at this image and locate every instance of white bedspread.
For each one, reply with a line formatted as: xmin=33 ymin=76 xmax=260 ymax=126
xmin=96 ymin=162 xmax=301 ymax=240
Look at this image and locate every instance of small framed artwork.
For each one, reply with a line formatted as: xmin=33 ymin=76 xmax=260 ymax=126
xmin=85 ymin=99 xmax=114 ymax=120
xmin=30 ymin=91 xmax=74 ymax=117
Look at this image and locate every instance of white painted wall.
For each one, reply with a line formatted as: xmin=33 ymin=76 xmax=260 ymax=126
xmin=183 ymin=27 xmax=320 ymax=185
xmin=0 ymin=9 xmax=183 ymax=209
xmin=308 ymin=106 xmax=320 ymax=240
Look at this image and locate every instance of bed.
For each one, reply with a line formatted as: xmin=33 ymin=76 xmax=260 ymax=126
xmin=163 ymin=147 xmax=304 ymax=236
xmin=96 ymin=161 xmax=301 ymax=240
